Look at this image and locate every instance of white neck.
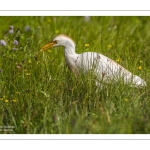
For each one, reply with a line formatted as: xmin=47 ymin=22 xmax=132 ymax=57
xmin=64 ymin=45 xmax=76 ymax=56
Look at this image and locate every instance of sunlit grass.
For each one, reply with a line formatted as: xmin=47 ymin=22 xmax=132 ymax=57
xmin=0 ymin=16 xmax=150 ymax=133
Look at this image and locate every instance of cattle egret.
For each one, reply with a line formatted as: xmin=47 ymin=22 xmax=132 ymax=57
xmin=41 ymin=34 xmax=146 ymax=88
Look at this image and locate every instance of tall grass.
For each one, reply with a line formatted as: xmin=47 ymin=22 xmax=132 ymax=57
xmin=0 ymin=16 xmax=149 ymax=133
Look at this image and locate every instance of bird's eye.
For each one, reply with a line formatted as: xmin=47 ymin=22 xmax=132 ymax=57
xmin=53 ymin=40 xmax=57 ymax=44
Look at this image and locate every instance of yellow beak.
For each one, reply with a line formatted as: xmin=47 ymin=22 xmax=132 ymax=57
xmin=40 ymin=41 xmax=56 ymax=51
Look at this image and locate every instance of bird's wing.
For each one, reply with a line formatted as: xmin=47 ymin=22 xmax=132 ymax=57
xmin=75 ymin=52 xmax=146 ymax=87
xmin=76 ymin=52 xmax=132 ymax=82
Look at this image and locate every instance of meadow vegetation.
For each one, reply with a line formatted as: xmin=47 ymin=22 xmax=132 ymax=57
xmin=0 ymin=16 xmax=150 ymax=133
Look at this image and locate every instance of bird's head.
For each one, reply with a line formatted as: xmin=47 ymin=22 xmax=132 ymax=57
xmin=41 ymin=34 xmax=76 ymax=51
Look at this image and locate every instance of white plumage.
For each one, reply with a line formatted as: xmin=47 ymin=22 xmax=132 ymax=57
xmin=41 ymin=34 xmax=146 ymax=88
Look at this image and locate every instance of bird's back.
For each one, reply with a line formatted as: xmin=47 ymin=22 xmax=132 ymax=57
xmin=76 ymin=52 xmax=146 ymax=87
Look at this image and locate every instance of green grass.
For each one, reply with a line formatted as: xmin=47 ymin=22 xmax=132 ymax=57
xmin=0 ymin=16 xmax=150 ymax=134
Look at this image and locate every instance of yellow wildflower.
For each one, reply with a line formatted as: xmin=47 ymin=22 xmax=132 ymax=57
xmin=47 ymin=50 xmax=51 ymax=53
xmin=138 ymin=66 xmax=142 ymax=70
xmin=55 ymin=30 xmax=59 ymax=34
xmin=84 ymin=44 xmax=89 ymax=47
xmin=116 ymin=58 xmax=122 ymax=63
xmin=12 ymin=99 xmax=17 ymax=103
xmin=26 ymin=73 xmax=31 ymax=76
xmin=108 ymin=44 xmax=112 ymax=48
xmin=4 ymin=100 xmax=9 ymax=103
xmin=140 ymin=60 xmax=142 ymax=63
xmin=28 ymin=60 xmax=31 ymax=63
xmin=31 ymin=36 xmax=34 ymax=38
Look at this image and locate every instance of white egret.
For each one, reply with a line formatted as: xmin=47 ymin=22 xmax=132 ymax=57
xmin=41 ymin=34 xmax=146 ymax=88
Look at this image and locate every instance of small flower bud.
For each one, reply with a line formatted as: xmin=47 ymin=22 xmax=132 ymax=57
xmin=13 ymin=40 xmax=18 ymax=45
xmin=0 ymin=40 xmax=6 ymax=46
xmin=9 ymin=26 xmax=14 ymax=30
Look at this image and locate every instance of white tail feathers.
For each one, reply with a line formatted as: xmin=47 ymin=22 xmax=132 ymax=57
xmin=132 ymin=75 xmax=147 ymax=87
xmin=95 ymin=74 xmax=146 ymax=88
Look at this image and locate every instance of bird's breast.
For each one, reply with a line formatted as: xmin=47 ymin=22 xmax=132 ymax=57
xmin=65 ymin=54 xmax=80 ymax=76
